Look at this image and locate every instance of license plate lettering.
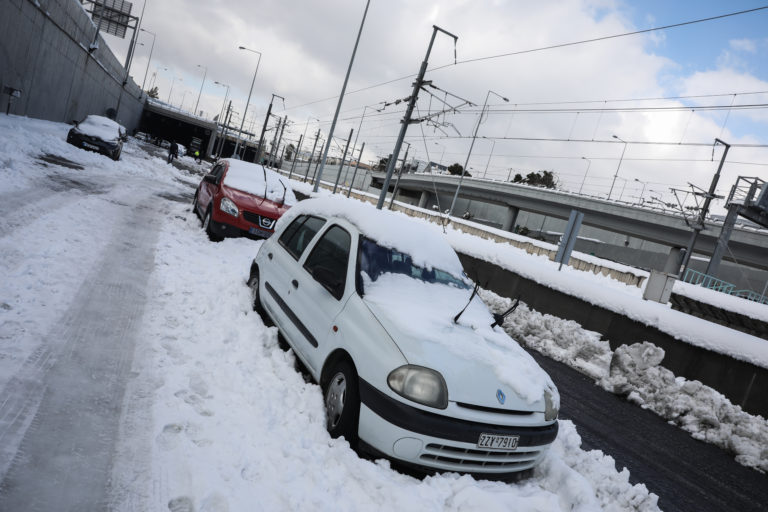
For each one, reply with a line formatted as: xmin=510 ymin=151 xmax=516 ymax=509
xmin=83 ymin=142 xmax=99 ymax=150
xmin=477 ymin=433 xmax=519 ymax=450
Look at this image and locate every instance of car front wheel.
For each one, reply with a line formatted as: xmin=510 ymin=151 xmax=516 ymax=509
xmin=202 ymin=207 xmax=223 ymax=242
xmin=323 ymin=360 xmax=360 ymax=444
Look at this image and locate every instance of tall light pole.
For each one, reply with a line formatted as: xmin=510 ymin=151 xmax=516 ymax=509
xmin=139 ymin=28 xmax=156 ymax=92
xmin=608 ymin=134 xmax=627 ymax=200
xmin=194 ymin=64 xmax=207 ymax=116
xmin=149 ymin=66 xmax=166 ymax=91
xmin=213 ymin=81 xmax=230 ymax=123
xmin=167 ymin=75 xmax=181 ymax=104
xmin=483 ymin=139 xmax=496 ymax=178
xmin=634 ymin=178 xmax=648 ymax=204
xmin=433 ymin=142 xmax=446 ymax=170
xmin=234 ymin=46 xmax=262 ymax=158
xmin=449 ymin=90 xmax=509 ymax=216
xmin=579 ymin=157 xmax=591 ymax=195
xmin=314 ymin=0 xmax=371 ymax=192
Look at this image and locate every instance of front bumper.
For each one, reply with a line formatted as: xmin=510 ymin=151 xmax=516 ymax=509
xmin=67 ymin=132 xmax=120 ymax=157
xmin=358 ymin=379 xmax=558 ymax=476
xmin=211 ymin=204 xmax=276 ymax=240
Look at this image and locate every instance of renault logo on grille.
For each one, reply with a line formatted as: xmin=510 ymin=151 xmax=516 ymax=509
xmin=496 ymin=389 xmax=505 ymax=404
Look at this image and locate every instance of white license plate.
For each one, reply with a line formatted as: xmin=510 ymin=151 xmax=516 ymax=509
xmin=477 ymin=433 xmax=519 ymax=450
xmin=248 ymin=226 xmax=271 ymax=237
xmin=82 ymin=142 xmax=99 ymax=150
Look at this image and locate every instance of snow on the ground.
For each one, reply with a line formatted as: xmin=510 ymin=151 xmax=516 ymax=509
xmin=479 ymin=290 xmax=768 ymax=473
xmin=0 ymin=115 xmax=660 ymax=511
xmin=116 ymin=204 xmax=659 ymax=511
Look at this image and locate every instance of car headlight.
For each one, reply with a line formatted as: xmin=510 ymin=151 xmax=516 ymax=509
xmin=219 ymin=197 xmax=239 ymax=217
xmin=544 ymin=390 xmax=559 ymax=421
xmin=387 ymin=365 xmax=448 ymax=409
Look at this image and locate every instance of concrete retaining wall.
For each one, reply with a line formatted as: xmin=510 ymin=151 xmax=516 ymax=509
xmin=458 ymin=253 xmax=768 ymax=418
xmin=0 ymin=0 xmax=143 ymax=130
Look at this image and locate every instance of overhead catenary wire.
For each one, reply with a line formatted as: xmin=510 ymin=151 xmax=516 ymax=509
xmin=280 ymin=6 xmax=768 ymax=112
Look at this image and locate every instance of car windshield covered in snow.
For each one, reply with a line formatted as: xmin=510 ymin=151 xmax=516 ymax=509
xmin=358 ymin=237 xmax=471 ymax=291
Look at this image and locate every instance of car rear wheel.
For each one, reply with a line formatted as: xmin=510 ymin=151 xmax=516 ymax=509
xmin=202 ymin=207 xmax=223 ymax=242
xmin=323 ymin=360 xmax=360 ymax=444
xmin=192 ymin=192 xmax=199 ymax=216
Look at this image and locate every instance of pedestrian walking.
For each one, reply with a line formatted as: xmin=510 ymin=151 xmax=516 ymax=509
xmin=194 ymin=150 xmax=201 ymax=163
xmin=168 ymin=141 xmax=179 ymax=163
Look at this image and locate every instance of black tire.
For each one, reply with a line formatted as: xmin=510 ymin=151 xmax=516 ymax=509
xmin=202 ymin=207 xmax=223 ymax=242
xmin=246 ymin=268 xmax=270 ymax=322
xmin=323 ymin=360 xmax=360 ymax=444
xmin=192 ymin=192 xmax=199 ymax=215
xmin=111 ymin=147 xmax=122 ymax=161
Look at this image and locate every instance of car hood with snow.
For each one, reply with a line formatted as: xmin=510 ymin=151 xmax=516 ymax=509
xmin=360 ymin=271 xmax=559 ymax=412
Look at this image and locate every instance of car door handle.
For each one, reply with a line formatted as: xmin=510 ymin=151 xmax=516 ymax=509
xmin=268 ymin=252 xmax=273 ymax=260
xmin=291 ymin=279 xmax=299 ymax=289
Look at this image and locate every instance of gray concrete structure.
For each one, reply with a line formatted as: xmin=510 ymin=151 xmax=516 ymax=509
xmin=1 ymin=0 xmax=144 ymax=131
xmin=459 ymin=253 xmax=768 ymax=419
xmin=373 ymin=173 xmax=768 ymax=291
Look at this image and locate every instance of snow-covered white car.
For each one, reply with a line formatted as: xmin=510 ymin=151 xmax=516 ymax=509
xmin=248 ymin=197 xmax=560 ymax=480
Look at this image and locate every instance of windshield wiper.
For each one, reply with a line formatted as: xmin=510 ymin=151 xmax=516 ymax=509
xmin=491 ymin=298 xmax=520 ymax=328
xmin=279 ymin=180 xmax=287 ymax=205
xmin=453 ymin=281 xmax=480 ymax=324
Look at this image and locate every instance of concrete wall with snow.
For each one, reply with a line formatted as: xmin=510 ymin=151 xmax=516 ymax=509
xmin=459 ymin=253 xmax=768 ymax=419
xmin=0 ymin=0 xmax=144 ymax=130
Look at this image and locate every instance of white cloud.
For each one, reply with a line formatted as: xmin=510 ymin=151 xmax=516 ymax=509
xmin=729 ymin=38 xmax=757 ymax=53
xmin=102 ymin=0 xmax=767 ymax=209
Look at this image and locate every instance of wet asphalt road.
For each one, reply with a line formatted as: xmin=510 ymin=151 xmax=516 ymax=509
xmin=530 ymin=351 xmax=768 ymax=512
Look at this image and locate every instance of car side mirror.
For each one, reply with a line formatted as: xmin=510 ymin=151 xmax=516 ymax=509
xmin=203 ymin=174 xmax=217 ymax=184
xmin=72 ymin=120 xmax=79 ymax=126
xmin=312 ymin=266 xmax=344 ymax=299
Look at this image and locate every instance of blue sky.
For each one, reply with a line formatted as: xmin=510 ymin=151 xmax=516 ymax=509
xmin=624 ymin=1 xmax=768 ymax=88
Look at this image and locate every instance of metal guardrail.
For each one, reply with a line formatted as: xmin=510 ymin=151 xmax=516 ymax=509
xmin=683 ymin=268 xmax=768 ymax=304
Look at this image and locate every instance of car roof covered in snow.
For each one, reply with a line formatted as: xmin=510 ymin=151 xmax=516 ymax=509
xmin=76 ymin=115 xmax=124 ymax=141
xmin=222 ymin=159 xmax=297 ymax=206
xmin=278 ymin=196 xmax=465 ymax=277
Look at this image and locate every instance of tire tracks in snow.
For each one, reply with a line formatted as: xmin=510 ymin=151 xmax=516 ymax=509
xmin=0 ymin=196 xmax=160 ymax=511
xmin=0 ymin=172 xmax=111 ymax=238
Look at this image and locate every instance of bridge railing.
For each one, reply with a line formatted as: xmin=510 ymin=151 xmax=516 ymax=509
xmin=682 ymin=268 xmax=768 ymax=304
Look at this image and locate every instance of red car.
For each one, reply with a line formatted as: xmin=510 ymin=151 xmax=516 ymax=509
xmin=193 ymin=159 xmax=296 ymax=241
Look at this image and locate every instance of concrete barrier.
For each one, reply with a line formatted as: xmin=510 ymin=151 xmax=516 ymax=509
xmin=458 ymin=253 xmax=768 ymax=419
xmin=1 ymin=0 xmax=144 ymax=130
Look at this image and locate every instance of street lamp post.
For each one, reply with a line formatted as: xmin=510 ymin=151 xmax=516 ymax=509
xmin=483 ymin=139 xmax=496 ymax=178
xmin=608 ymin=134 xmax=627 ymax=200
xmin=314 ymin=0 xmax=371 ymax=193
xmin=194 ymin=64 xmax=207 ymax=116
xmin=449 ymin=89 xmax=509 ymax=216
xmin=139 ymin=28 xmax=156 ymax=92
xmin=433 ymin=142 xmax=445 ymax=171
xmin=234 ymin=46 xmax=262 ymax=158
xmin=213 ymin=81 xmax=230 ymax=123
xmin=579 ymin=156 xmax=591 ymax=195
xmin=634 ymin=178 xmax=648 ymax=204
xmin=149 ymin=66 xmax=166 ymax=91
xmin=167 ymin=75 xmax=181 ymax=104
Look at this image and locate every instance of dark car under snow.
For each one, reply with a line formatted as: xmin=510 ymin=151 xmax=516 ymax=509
xmin=66 ymin=115 xmax=126 ymax=161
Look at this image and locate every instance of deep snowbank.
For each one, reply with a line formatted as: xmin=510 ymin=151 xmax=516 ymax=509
xmin=481 ymin=290 xmax=768 ymax=473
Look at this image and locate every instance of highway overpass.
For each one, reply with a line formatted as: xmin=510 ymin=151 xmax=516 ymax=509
xmin=372 ymin=172 xmax=768 ymax=271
